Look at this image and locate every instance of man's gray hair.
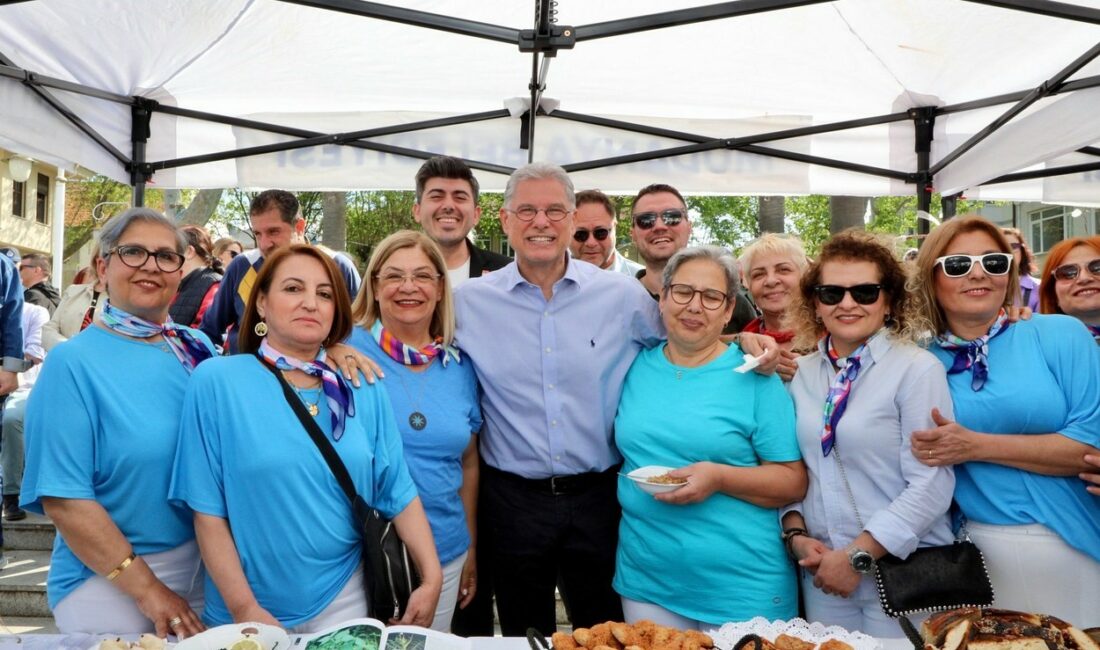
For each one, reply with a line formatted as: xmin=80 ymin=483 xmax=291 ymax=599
xmin=98 ymin=208 xmax=186 ymax=257
xmin=662 ymin=245 xmax=741 ymax=297
xmin=503 ymin=162 xmax=575 ymax=210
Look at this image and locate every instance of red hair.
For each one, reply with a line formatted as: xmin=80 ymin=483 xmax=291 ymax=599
xmin=1039 ymin=236 xmax=1100 ymax=314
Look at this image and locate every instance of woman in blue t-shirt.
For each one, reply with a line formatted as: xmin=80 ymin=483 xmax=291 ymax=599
xmin=348 ymin=230 xmax=481 ymax=632
xmin=170 ymin=244 xmax=442 ymax=632
xmin=22 ymin=208 xmax=216 ymax=637
xmin=910 ymin=216 xmax=1100 ymax=626
xmin=613 ymin=245 xmax=807 ymax=629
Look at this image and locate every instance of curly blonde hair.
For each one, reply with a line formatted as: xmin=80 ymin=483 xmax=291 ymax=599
xmin=786 ymin=229 xmax=921 ymax=351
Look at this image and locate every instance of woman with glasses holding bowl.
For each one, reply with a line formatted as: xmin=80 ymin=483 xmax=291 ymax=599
xmin=613 ymin=245 xmax=807 ymax=629
xmin=22 ymin=209 xmax=217 ymax=637
xmin=348 ymin=230 xmax=481 ymax=632
xmin=781 ymin=231 xmax=955 ymax=636
xmin=910 ymin=216 xmax=1100 ymax=625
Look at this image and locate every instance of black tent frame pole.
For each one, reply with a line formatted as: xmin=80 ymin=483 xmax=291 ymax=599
xmin=985 ymin=160 xmax=1100 ymax=184
xmin=913 ymin=107 xmax=936 ymax=234
xmin=130 ymin=99 xmax=153 ymax=207
xmin=960 ymin=0 xmax=1100 ymax=25
xmin=274 ymin=0 xmax=519 ymax=43
xmin=941 ymin=193 xmax=961 ymax=218
xmin=574 ymin=0 xmax=835 ymax=40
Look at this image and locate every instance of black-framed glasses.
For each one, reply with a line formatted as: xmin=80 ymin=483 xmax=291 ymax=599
xmin=633 ymin=209 xmax=686 ymax=230
xmin=934 ymin=253 xmax=1011 ymax=278
xmin=666 ymin=283 xmax=728 ymax=310
xmin=508 ymin=206 xmax=571 ymax=222
xmin=814 ymin=284 xmax=883 ymax=306
xmin=110 ymin=245 xmax=185 ymax=273
xmin=573 ymin=227 xmax=610 ymax=243
xmin=1053 ymin=257 xmax=1100 ymax=281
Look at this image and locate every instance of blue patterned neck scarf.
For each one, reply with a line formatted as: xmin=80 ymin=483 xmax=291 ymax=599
xmin=100 ymin=300 xmax=214 ymax=373
xmin=257 ymin=338 xmax=355 ymax=441
xmin=936 ymin=309 xmax=1011 ymax=391
xmin=820 ymin=336 xmax=869 ymax=457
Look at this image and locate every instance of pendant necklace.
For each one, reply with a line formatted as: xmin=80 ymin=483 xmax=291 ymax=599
xmin=396 ymin=360 xmax=433 ymax=431
xmin=284 ymin=371 xmax=322 ymax=417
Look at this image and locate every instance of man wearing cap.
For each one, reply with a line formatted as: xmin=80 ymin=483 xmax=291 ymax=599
xmin=569 ymin=189 xmax=642 ymax=276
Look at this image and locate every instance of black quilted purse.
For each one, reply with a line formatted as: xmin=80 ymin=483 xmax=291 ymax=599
xmin=874 ymin=540 xmax=994 ymax=618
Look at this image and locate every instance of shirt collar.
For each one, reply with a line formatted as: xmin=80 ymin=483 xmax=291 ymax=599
xmin=815 ymin=327 xmax=892 ymax=370
xmin=503 ymin=255 xmax=580 ymax=292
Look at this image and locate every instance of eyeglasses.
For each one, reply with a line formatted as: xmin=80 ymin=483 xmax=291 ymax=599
xmin=110 ymin=245 xmax=185 ymax=273
xmin=666 ymin=283 xmax=728 ymax=310
xmin=1053 ymin=257 xmax=1100 ymax=282
xmin=934 ymin=253 xmax=1011 ymax=278
xmin=1008 ymin=242 xmax=1022 ymax=251
xmin=573 ymin=227 xmax=610 ymax=243
xmin=813 ymin=284 xmax=883 ymax=306
xmin=375 ymin=271 xmax=441 ymax=287
xmin=507 ymin=206 xmax=571 ymax=222
xmin=633 ymin=209 xmax=686 ymax=230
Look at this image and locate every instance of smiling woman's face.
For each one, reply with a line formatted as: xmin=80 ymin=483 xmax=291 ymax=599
xmin=933 ymin=229 xmax=1010 ymax=328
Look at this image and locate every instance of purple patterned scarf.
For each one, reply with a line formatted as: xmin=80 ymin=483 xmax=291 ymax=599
xmin=100 ymin=300 xmax=214 ymax=373
xmin=258 ymin=338 xmax=355 ymax=441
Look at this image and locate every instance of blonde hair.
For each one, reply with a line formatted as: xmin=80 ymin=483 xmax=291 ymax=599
xmin=352 ymin=230 xmax=456 ymax=346
xmin=910 ymin=215 xmax=1019 ymax=336
xmin=739 ymin=233 xmax=809 ymax=278
xmin=786 ymin=230 xmax=921 ymax=351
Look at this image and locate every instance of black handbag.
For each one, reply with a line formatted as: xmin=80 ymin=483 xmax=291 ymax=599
xmin=260 ymin=357 xmax=421 ymax=621
xmin=831 ymin=444 xmax=994 ymax=645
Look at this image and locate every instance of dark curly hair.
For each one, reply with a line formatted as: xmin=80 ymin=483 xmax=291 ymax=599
xmin=786 ymin=229 xmax=918 ymax=350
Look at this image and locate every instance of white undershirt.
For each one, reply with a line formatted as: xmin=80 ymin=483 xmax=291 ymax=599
xmin=447 ymin=255 xmax=472 ymax=288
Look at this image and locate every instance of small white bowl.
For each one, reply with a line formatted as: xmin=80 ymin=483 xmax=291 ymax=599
xmin=174 ymin=623 xmax=291 ymax=650
xmin=623 ymin=465 xmax=688 ymax=495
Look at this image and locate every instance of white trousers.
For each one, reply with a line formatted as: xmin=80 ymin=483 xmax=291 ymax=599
xmin=53 ymin=540 xmax=204 ymax=634
xmin=429 ymin=550 xmax=468 ymax=633
xmin=287 ymin=565 xmax=368 ymax=634
xmin=621 ymin=597 xmax=711 ymax=631
xmin=968 ymin=521 xmax=1100 ymax=627
xmin=800 ymin=571 xmax=924 ymax=639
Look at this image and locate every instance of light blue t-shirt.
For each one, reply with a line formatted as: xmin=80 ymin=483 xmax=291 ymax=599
xmin=929 ymin=315 xmax=1100 ymax=562
xmin=349 ymin=326 xmax=481 ymax=564
xmin=613 ymin=344 xmax=801 ymax=625
xmin=169 ymin=355 xmax=418 ymax=627
xmin=21 ymin=326 xmax=216 ymax=608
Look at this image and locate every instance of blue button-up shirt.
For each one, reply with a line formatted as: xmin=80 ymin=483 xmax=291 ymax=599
xmin=455 ymin=259 xmax=663 ymax=479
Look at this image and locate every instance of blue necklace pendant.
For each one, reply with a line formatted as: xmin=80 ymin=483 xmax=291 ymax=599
xmin=409 ymin=411 xmax=427 ymax=430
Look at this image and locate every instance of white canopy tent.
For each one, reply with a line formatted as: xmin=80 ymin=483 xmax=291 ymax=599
xmin=2 ymin=0 xmax=1100 ymax=220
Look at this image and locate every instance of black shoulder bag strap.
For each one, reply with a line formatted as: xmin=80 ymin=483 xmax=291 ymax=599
xmin=257 ymin=355 xmax=372 ymax=523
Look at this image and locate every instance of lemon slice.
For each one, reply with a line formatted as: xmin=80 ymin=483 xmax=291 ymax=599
xmin=229 ymin=636 xmax=266 ymax=650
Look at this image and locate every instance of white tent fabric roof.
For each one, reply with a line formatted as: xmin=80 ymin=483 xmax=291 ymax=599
xmin=1 ymin=0 xmax=1099 ymax=200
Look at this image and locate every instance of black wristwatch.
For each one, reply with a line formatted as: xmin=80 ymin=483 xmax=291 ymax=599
xmin=847 ymin=547 xmax=875 ymax=574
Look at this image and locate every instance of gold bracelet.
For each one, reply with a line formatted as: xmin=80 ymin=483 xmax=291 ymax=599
xmin=106 ymin=552 xmax=136 ymax=581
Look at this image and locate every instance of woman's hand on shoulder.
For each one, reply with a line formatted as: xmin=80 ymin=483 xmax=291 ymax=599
xmin=653 ymin=462 xmax=722 ymax=505
xmin=811 ymin=548 xmax=861 ymax=598
xmin=393 ymin=579 xmax=442 ymax=627
xmin=1083 ymin=454 xmax=1100 ymax=496
xmin=776 ymin=349 xmax=799 ymax=383
xmin=735 ymin=333 xmax=780 ymax=376
xmin=326 ymin=342 xmax=383 ymax=387
xmin=911 ymin=407 xmax=980 ymax=466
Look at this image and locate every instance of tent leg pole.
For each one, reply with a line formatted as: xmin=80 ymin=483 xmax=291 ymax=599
xmin=941 ymin=193 xmax=960 ymax=219
xmin=130 ymin=99 xmax=153 ymax=207
xmin=911 ymin=106 xmax=936 ymax=237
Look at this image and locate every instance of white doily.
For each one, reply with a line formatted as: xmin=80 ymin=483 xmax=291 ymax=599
xmin=710 ymin=617 xmax=882 ymax=650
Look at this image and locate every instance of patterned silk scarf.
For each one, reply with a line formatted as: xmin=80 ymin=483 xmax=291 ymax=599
xmin=742 ymin=317 xmax=795 ymax=344
xmin=820 ymin=335 xmax=869 ymax=457
xmin=100 ymin=300 xmax=214 ymax=373
xmin=369 ymin=320 xmax=461 ymax=367
xmin=936 ymin=309 xmax=1011 ymax=391
xmin=1087 ymin=324 xmax=1100 ymax=344
xmin=258 ymin=338 xmax=355 ymax=441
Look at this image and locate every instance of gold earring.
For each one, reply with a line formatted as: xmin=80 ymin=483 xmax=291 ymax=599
xmin=254 ymin=321 xmax=268 ymax=337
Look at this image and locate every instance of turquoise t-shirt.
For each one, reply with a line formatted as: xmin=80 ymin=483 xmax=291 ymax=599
xmin=929 ymin=315 xmax=1100 ymax=561
xmin=613 ymin=344 xmax=801 ymax=625
xmin=21 ymin=326 xmax=216 ymax=608
xmin=169 ymin=355 xmax=418 ymax=627
xmin=349 ymin=326 xmax=481 ymax=564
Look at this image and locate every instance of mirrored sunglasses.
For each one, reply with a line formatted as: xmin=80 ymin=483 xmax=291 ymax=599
xmin=573 ymin=227 xmax=611 ymax=243
xmin=1053 ymin=257 xmax=1100 ymax=281
xmin=934 ymin=253 xmax=1011 ymax=278
xmin=813 ymin=284 xmax=883 ymax=306
xmin=633 ymin=209 xmax=685 ymax=230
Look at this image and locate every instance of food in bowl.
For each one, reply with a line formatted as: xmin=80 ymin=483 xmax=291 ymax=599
xmin=647 ymin=473 xmax=688 ymax=485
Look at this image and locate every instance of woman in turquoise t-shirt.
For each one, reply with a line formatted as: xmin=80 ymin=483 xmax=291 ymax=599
xmin=613 ymin=245 xmax=807 ymax=629
xmin=348 ymin=230 xmax=482 ymax=632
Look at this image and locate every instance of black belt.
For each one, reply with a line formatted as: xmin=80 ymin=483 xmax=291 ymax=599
xmin=484 ymin=464 xmax=619 ymax=496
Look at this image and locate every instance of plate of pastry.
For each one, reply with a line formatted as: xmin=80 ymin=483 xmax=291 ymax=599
xmin=622 ymin=466 xmax=689 ymax=495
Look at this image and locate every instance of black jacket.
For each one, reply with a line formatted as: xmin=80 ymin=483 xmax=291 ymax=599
xmin=467 ymin=239 xmax=511 ymax=277
xmin=170 ymin=267 xmax=223 ymax=328
xmin=25 ymin=282 xmax=61 ymax=316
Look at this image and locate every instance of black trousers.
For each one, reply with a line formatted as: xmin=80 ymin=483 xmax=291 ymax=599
xmin=482 ymin=465 xmax=624 ymax=636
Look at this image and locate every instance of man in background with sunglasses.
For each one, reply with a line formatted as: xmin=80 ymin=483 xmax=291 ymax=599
xmin=569 ymin=189 xmax=643 ymax=276
xmin=630 ymin=183 xmax=757 ymax=332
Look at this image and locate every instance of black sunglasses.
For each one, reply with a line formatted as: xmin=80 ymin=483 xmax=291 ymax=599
xmin=934 ymin=253 xmax=1011 ymax=278
xmin=814 ymin=284 xmax=883 ymax=306
xmin=633 ymin=209 xmax=685 ymax=230
xmin=573 ymin=227 xmax=610 ymax=243
xmin=1053 ymin=257 xmax=1100 ymax=281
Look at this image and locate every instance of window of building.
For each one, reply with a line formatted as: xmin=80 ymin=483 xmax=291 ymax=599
xmin=35 ymin=173 xmax=49 ymax=224
xmin=1028 ymin=206 xmax=1066 ymax=254
xmin=11 ymin=180 xmax=25 ymax=218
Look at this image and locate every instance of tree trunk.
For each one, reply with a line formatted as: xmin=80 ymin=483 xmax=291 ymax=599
xmin=757 ymin=195 xmax=785 ymax=234
xmin=321 ymin=191 xmax=348 ymax=251
xmin=829 ymin=196 xmax=868 ymax=234
xmin=178 ymin=189 xmax=224 ymax=226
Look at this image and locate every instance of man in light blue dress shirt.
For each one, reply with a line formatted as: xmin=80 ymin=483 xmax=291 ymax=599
xmin=454 ymin=163 xmax=664 ymax=635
